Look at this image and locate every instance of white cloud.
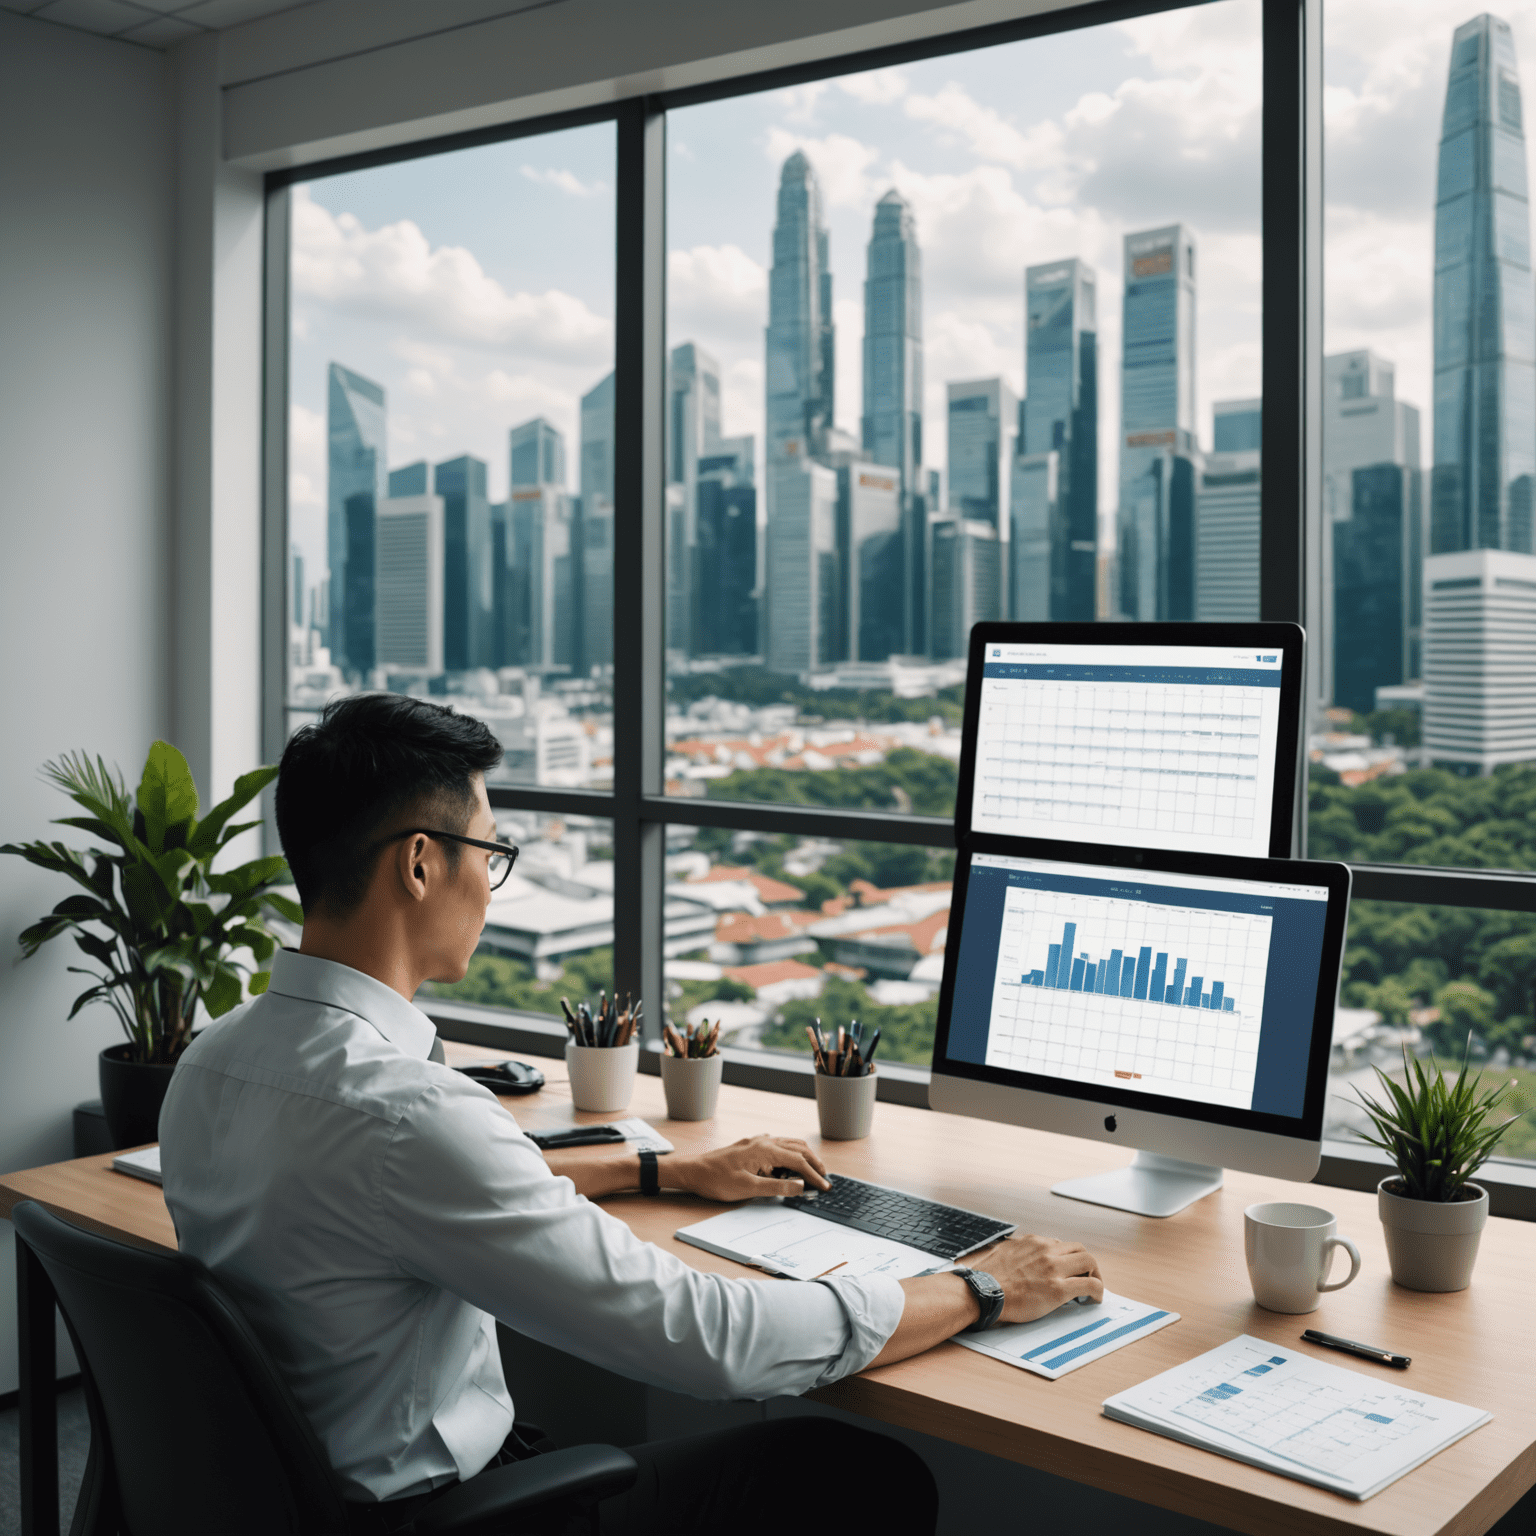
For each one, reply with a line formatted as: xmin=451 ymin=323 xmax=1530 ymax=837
xmin=519 ymin=165 xmax=608 ymax=198
xmin=777 ymin=81 xmax=829 ymax=123
xmin=903 ymin=82 xmax=1066 ymax=174
xmin=669 ymin=244 xmax=767 ymax=328
xmin=291 ymin=186 xmax=611 ymax=365
xmin=838 ymin=68 xmax=908 ymax=106
xmin=763 ymin=128 xmax=881 ymax=210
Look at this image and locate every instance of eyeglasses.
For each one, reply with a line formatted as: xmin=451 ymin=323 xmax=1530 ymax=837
xmin=379 ymin=829 xmax=521 ymax=891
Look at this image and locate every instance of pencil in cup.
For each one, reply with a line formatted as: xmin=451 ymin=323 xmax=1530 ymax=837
xmin=660 ymin=1018 xmax=724 ymax=1121
xmin=807 ymin=1018 xmax=878 ymax=1140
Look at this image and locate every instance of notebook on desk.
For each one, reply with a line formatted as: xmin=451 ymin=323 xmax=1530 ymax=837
xmin=111 ymin=1146 xmax=162 ymax=1185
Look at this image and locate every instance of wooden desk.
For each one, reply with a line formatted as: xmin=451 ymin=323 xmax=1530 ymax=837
xmin=4 ymin=1056 xmax=1534 ymax=1536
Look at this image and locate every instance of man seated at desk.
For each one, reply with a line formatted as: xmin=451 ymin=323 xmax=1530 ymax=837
xmin=159 ymin=694 xmax=1104 ymax=1535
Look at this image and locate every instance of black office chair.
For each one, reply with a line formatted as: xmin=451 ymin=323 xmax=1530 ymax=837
xmin=11 ymin=1201 xmax=637 ymax=1536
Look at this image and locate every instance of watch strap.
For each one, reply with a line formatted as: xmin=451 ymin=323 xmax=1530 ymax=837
xmin=638 ymin=1148 xmax=660 ymax=1196
xmin=955 ymin=1267 xmax=1006 ymax=1333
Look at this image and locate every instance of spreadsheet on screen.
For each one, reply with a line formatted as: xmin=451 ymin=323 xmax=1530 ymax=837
xmin=971 ymin=642 xmax=1286 ymax=858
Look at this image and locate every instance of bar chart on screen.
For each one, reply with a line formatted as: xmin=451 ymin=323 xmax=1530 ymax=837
xmin=984 ymin=886 xmax=1273 ymax=1107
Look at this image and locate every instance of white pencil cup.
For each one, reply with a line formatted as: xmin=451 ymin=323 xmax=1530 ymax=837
xmin=566 ymin=1041 xmax=639 ymax=1113
xmin=660 ymin=1053 xmax=723 ymax=1121
xmin=815 ymin=1069 xmax=877 ymax=1140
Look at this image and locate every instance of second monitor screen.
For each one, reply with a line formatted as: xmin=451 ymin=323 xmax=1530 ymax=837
xmin=971 ymin=640 xmax=1286 ymax=859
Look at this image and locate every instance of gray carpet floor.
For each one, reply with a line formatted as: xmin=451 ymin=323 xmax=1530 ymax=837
xmin=0 ymin=1384 xmax=89 ymax=1536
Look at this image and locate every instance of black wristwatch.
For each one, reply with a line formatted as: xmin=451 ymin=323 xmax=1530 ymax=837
xmin=638 ymin=1149 xmax=661 ymax=1197
xmin=953 ymin=1267 xmax=1006 ymax=1333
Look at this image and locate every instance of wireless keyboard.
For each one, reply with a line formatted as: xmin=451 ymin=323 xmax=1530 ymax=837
xmin=784 ymin=1173 xmax=1015 ymax=1262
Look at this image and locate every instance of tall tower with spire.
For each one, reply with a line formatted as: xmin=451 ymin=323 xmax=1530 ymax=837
xmin=1431 ymin=12 xmax=1536 ymax=554
xmin=861 ymin=189 xmax=926 ymax=652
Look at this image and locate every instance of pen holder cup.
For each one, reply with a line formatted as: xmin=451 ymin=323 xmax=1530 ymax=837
xmin=566 ymin=1041 xmax=639 ymax=1113
xmin=815 ymin=1068 xmax=877 ymax=1141
xmin=660 ymin=1052 xmax=723 ymax=1121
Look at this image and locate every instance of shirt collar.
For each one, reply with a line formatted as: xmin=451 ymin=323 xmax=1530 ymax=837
xmin=266 ymin=949 xmax=440 ymax=1060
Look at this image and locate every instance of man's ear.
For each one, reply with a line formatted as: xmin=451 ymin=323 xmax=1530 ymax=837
xmin=394 ymin=833 xmax=433 ymax=903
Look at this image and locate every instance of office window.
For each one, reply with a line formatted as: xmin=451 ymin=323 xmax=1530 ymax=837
xmin=421 ymin=813 xmax=614 ymax=1025
xmin=663 ymin=0 xmax=1263 ymax=820
xmin=285 ymin=124 xmax=616 ymax=792
xmin=1317 ymin=5 xmax=1536 ymax=854
xmin=665 ymin=828 xmax=954 ymax=1062
xmin=1324 ymin=899 xmax=1536 ymax=1164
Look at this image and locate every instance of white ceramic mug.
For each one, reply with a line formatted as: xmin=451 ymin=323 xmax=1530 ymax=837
xmin=1244 ymin=1201 xmax=1361 ymax=1314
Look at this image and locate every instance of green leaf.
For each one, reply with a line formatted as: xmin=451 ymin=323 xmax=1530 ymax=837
xmin=187 ymin=765 xmax=278 ymax=859
xmin=120 ymin=861 xmax=172 ymax=931
xmin=262 ymin=892 xmax=305 ymax=925
xmin=17 ymin=916 xmax=74 ymax=955
xmin=203 ymin=966 xmax=243 ymax=1018
xmin=247 ymin=970 xmax=271 ymax=997
xmin=52 ymin=815 xmax=127 ymax=848
xmin=72 ymin=931 xmax=119 ymax=966
xmin=136 ymin=741 xmax=199 ymax=855
xmin=206 ymin=855 xmax=289 ymax=897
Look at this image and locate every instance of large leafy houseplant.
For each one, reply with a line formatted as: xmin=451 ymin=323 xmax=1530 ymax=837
xmin=1352 ymin=1039 xmax=1517 ymax=1202
xmin=1 ymin=742 xmax=302 ymax=1064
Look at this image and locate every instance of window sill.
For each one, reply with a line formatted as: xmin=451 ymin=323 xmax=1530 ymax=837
xmin=425 ymin=1000 xmax=1535 ymax=1219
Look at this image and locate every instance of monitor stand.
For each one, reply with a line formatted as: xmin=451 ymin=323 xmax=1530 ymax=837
xmin=1052 ymin=1150 xmax=1224 ymax=1218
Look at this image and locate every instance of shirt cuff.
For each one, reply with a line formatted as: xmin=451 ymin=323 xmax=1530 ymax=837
xmin=808 ymin=1273 xmax=907 ymax=1387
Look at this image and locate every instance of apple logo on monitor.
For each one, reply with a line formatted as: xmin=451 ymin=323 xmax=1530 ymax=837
xmin=1105 ymin=1115 xmax=1117 ymax=1133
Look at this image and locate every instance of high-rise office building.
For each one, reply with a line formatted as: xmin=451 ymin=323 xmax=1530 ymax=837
xmin=766 ymin=459 xmax=838 ymax=673
xmin=509 ymin=418 xmax=566 ymax=491
xmin=579 ymin=373 xmax=615 ymax=674
xmin=1323 ymin=351 xmax=1424 ymax=708
xmin=1422 ymin=547 xmax=1536 ymax=771
xmin=862 ymin=191 xmax=926 ymax=652
xmin=947 ymin=379 xmax=1016 ymax=529
xmin=504 ymin=417 xmax=578 ymax=672
xmin=327 ymin=363 xmax=387 ymax=675
xmin=1432 ymin=13 xmax=1536 ymax=556
xmin=929 ymin=515 xmax=1000 ymax=659
xmin=1194 ymin=449 xmax=1260 ymax=623
xmin=836 ymin=462 xmax=902 ymax=661
xmin=1213 ymin=398 xmax=1262 ymax=452
xmin=434 ymin=455 xmax=492 ymax=672
xmin=374 ymin=493 xmax=444 ymax=675
xmin=669 ymin=343 xmax=722 ymax=654
xmin=695 ymin=438 xmax=758 ymax=657
xmin=1116 ymin=226 xmax=1197 ymax=620
xmin=1010 ymin=451 xmax=1057 ymax=622
xmin=765 ymin=151 xmax=834 ymax=466
xmin=1024 ymin=259 xmax=1098 ymax=619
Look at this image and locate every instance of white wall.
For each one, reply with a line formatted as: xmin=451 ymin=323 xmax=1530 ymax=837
xmin=0 ymin=12 xmax=174 ymax=1394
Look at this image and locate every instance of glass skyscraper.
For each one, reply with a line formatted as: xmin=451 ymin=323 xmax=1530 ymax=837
xmin=509 ymin=418 xmax=566 ymax=490
xmin=947 ymin=379 xmax=1017 ymax=624
xmin=434 ymin=455 xmax=492 ymax=672
xmin=580 ymin=372 xmax=615 ymax=673
xmin=1116 ymin=225 xmax=1198 ymax=620
xmin=1024 ymin=259 xmax=1098 ymax=619
xmin=669 ymin=342 xmax=722 ymax=656
xmin=695 ymin=440 xmax=758 ymax=657
xmin=765 ymin=151 xmax=834 ymax=465
xmin=326 ymin=362 xmax=387 ymax=676
xmin=1432 ymin=13 xmax=1536 ymax=555
xmin=862 ymin=191 xmax=925 ymax=652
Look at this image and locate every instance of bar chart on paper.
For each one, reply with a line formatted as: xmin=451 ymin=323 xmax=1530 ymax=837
xmin=985 ymin=886 xmax=1273 ymax=1108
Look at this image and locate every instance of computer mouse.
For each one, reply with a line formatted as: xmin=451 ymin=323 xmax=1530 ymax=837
xmin=456 ymin=1060 xmax=546 ymax=1095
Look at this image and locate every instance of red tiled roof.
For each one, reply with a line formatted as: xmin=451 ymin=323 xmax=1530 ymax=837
xmin=714 ymin=910 xmax=821 ymax=945
xmin=721 ymin=958 xmax=824 ymax=991
xmin=694 ymin=865 xmax=804 ymax=906
xmin=829 ymin=908 xmax=950 ymax=956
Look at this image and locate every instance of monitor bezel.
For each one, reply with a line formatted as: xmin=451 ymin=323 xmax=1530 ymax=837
xmin=929 ymin=838 xmax=1352 ymax=1145
xmin=953 ymin=621 xmax=1306 ymax=859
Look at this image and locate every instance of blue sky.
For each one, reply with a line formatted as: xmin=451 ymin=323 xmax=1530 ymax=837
xmin=288 ymin=0 xmax=1517 ymax=590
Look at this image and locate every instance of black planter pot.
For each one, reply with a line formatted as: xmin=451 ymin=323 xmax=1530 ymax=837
xmin=98 ymin=1044 xmax=176 ymax=1150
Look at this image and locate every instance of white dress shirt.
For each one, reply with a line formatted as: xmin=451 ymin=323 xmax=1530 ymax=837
xmin=158 ymin=950 xmax=905 ymax=1503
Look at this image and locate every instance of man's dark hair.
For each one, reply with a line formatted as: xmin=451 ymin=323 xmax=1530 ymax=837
xmin=276 ymin=693 xmax=503 ymax=916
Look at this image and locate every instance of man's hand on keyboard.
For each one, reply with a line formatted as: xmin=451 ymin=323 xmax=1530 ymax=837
xmin=667 ymin=1135 xmax=833 ymax=1202
xmin=973 ymin=1233 xmax=1105 ymax=1323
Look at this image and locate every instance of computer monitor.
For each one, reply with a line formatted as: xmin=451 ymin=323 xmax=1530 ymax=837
xmin=955 ymin=622 xmax=1305 ymax=859
xmin=928 ymin=844 xmax=1350 ymax=1217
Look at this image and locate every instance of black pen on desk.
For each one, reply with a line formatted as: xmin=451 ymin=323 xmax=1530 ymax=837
xmin=1301 ymin=1329 xmax=1410 ymax=1369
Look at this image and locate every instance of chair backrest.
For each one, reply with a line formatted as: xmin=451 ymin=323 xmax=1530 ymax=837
xmin=12 ymin=1201 xmax=349 ymax=1536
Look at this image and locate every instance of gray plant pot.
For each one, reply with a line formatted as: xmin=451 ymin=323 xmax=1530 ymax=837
xmin=1378 ymin=1177 xmax=1489 ymax=1293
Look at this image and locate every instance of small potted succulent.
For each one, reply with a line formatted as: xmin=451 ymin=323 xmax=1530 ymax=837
xmin=1353 ymin=1040 xmax=1519 ymax=1292
xmin=2 ymin=743 xmax=301 ymax=1148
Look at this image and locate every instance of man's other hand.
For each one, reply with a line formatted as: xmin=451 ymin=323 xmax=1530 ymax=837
xmin=969 ymin=1233 xmax=1104 ymax=1323
xmin=666 ymin=1135 xmax=832 ymax=1202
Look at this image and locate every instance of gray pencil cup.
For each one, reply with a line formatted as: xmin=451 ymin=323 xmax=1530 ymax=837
xmin=566 ymin=1040 xmax=639 ymax=1112
xmin=660 ymin=1052 xmax=723 ymax=1121
xmin=815 ymin=1068 xmax=877 ymax=1140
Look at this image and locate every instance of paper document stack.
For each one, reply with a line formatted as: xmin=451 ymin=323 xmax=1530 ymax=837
xmin=1103 ymin=1335 xmax=1490 ymax=1500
